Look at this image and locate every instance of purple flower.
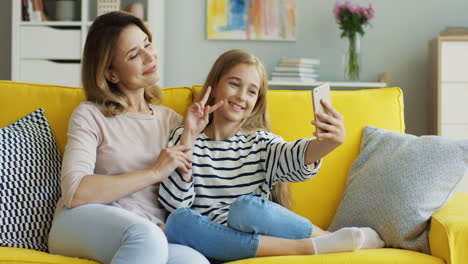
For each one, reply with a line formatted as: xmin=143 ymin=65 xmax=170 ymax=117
xmin=333 ymin=1 xmax=375 ymax=38
xmin=333 ymin=2 xmax=341 ymax=20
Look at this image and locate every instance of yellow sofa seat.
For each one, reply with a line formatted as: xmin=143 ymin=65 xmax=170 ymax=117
xmin=1 ymin=80 xmax=467 ymax=264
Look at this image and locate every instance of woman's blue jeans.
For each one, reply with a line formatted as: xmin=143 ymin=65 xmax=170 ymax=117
xmin=165 ymin=195 xmax=313 ymax=262
xmin=48 ymin=204 xmax=209 ymax=264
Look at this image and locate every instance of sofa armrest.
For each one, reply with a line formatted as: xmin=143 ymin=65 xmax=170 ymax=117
xmin=429 ymin=193 xmax=468 ymax=264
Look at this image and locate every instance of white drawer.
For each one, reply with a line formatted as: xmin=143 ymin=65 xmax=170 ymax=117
xmin=440 ymin=124 xmax=468 ymax=139
xmin=440 ymin=83 xmax=468 ymax=123
xmin=20 ymin=26 xmax=81 ymax=59
xmin=20 ymin=59 xmax=81 ymax=87
xmin=441 ymin=41 xmax=468 ymax=82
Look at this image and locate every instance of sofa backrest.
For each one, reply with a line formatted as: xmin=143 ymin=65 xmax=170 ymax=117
xmin=0 ymin=81 xmax=192 ymax=155
xmin=0 ymin=81 xmax=404 ymax=229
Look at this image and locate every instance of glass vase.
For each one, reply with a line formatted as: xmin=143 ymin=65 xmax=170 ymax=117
xmin=343 ymin=34 xmax=361 ymax=81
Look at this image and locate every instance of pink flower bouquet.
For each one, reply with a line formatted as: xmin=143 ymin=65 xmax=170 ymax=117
xmin=333 ymin=1 xmax=375 ymax=80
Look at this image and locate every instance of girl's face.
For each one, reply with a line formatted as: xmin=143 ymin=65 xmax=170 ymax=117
xmin=106 ymin=25 xmax=159 ymax=93
xmin=212 ymin=63 xmax=261 ymax=125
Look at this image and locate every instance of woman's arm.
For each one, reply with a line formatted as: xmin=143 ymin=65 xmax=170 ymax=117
xmin=62 ymin=104 xmax=192 ymax=208
xmin=305 ymin=99 xmax=345 ymax=165
xmin=69 ymin=145 xmax=192 ymax=208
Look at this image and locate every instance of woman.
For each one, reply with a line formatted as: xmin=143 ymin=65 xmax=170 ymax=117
xmin=48 ymin=11 xmax=208 ymax=264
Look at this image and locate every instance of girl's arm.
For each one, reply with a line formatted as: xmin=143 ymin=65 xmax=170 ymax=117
xmin=305 ymin=99 xmax=345 ymax=165
xmin=158 ymin=126 xmax=197 ymax=211
xmin=178 ymin=86 xmax=223 ymax=181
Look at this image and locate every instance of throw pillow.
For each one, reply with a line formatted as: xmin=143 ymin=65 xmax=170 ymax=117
xmin=329 ymin=126 xmax=468 ymax=254
xmin=0 ymin=109 xmax=62 ymax=251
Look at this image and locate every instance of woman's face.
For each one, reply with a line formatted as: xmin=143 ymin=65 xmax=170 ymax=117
xmin=106 ymin=24 xmax=159 ymax=93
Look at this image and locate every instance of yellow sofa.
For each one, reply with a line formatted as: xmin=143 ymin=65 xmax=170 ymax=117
xmin=0 ymin=80 xmax=467 ymax=264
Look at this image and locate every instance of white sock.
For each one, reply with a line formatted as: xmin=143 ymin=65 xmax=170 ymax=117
xmin=310 ymin=227 xmax=364 ymax=255
xmin=359 ymin=227 xmax=385 ymax=249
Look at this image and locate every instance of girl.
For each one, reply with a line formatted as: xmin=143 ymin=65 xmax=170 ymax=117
xmin=158 ymin=49 xmax=384 ymax=262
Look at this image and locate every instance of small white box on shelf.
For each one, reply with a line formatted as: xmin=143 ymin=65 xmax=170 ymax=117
xmin=97 ymin=0 xmax=121 ymax=16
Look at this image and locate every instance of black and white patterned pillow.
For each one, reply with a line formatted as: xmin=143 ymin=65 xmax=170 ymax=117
xmin=0 ymin=109 xmax=61 ymax=251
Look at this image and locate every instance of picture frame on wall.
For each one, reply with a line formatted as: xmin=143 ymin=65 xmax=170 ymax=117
xmin=207 ymin=0 xmax=296 ymax=41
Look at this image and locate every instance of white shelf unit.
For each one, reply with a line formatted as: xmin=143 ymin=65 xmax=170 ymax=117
xmin=268 ymin=81 xmax=386 ymax=88
xmin=11 ymin=0 xmax=165 ymax=88
xmin=429 ymin=35 xmax=468 ymax=139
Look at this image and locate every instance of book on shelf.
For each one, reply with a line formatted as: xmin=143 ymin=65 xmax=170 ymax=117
xmin=280 ymin=57 xmax=320 ymax=66
xmin=272 ymin=72 xmax=318 ymax=78
xmin=277 ymin=63 xmax=317 ymax=69
xmin=22 ymin=0 xmax=47 ymax=22
xmin=274 ymin=66 xmax=317 ymax=73
xmin=271 ymin=76 xmax=317 ymax=82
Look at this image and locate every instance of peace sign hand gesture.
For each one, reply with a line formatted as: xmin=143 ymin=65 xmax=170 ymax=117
xmin=184 ymin=86 xmax=224 ymax=136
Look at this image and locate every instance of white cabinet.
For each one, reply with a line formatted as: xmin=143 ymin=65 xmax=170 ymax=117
xmin=430 ymin=36 xmax=468 ymax=139
xmin=430 ymin=35 xmax=468 ymax=193
xmin=11 ymin=0 xmax=165 ymax=88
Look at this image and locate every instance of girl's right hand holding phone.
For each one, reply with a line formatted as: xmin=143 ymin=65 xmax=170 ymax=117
xmin=311 ymin=99 xmax=345 ymax=146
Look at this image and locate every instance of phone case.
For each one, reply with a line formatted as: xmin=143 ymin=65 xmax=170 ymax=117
xmin=312 ymin=83 xmax=332 ymax=134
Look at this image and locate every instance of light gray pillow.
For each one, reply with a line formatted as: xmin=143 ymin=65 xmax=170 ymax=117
xmin=329 ymin=126 xmax=468 ymax=254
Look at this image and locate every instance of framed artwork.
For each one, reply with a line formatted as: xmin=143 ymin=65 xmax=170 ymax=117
xmin=207 ymin=0 xmax=296 ymax=41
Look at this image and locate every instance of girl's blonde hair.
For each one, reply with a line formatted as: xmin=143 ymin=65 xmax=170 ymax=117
xmin=200 ymin=49 xmax=293 ymax=209
xmin=82 ymin=11 xmax=162 ymax=117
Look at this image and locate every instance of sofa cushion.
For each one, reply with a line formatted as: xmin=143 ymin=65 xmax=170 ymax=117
xmin=329 ymin=126 xmax=468 ymax=254
xmin=223 ymin=248 xmax=443 ymax=264
xmin=0 ymin=109 xmax=62 ymax=251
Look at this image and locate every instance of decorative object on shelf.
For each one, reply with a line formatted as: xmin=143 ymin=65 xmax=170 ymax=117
xmin=97 ymin=0 xmax=121 ymax=16
xmin=124 ymin=2 xmax=145 ymax=20
xmin=22 ymin=0 xmax=47 ymax=22
xmin=207 ymin=0 xmax=296 ymax=41
xmin=334 ymin=1 xmax=375 ymax=81
xmin=55 ymin=0 xmax=76 ymax=21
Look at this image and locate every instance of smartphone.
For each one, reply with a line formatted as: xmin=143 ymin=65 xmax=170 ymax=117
xmin=311 ymin=83 xmax=332 ymax=134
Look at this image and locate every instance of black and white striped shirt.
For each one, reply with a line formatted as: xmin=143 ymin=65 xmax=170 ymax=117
xmin=159 ymin=126 xmax=322 ymax=225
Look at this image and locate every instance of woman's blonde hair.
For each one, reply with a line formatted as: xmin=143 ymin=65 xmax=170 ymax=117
xmin=200 ymin=49 xmax=293 ymax=209
xmin=82 ymin=11 xmax=162 ymax=116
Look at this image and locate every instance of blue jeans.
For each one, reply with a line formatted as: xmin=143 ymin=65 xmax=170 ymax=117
xmin=165 ymin=195 xmax=312 ymax=262
xmin=48 ymin=204 xmax=209 ymax=264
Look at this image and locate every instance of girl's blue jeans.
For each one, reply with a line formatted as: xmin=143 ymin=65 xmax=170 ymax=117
xmin=165 ymin=195 xmax=313 ymax=262
xmin=48 ymin=203 xmax=209 ymax=264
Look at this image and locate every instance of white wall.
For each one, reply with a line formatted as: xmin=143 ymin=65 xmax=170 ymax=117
xmin=2 ymin=0 xmax=468 ymax=136
xmin=164 ymin=0 xmax=468 ymax=136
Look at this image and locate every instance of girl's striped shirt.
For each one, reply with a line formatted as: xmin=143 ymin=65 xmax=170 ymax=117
xmin=159 ymin=126 xmax=322 ymax=225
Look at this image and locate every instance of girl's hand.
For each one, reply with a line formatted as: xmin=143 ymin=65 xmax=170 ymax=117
xmin=184 ymin=86 xmax=224 ymax=135
xmin=311 ymin=99 xmax=345 ymax=145
xmin=150 ymin=145 xmax=193 ymax=181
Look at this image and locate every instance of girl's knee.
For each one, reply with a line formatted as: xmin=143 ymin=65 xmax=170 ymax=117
xmin=228 ymin=195 xmax=268 ymax=230
xmin=166 ymin=208 xmax=200 ymax=243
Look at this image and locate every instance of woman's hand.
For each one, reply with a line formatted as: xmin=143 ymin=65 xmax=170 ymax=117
xmin=311 ymin=99 xmax=345 ymax=146
xmin=184 ymin=86 xmax=223 ymax=136
xmin=150 ymin=145 xmax=193 ymax=182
